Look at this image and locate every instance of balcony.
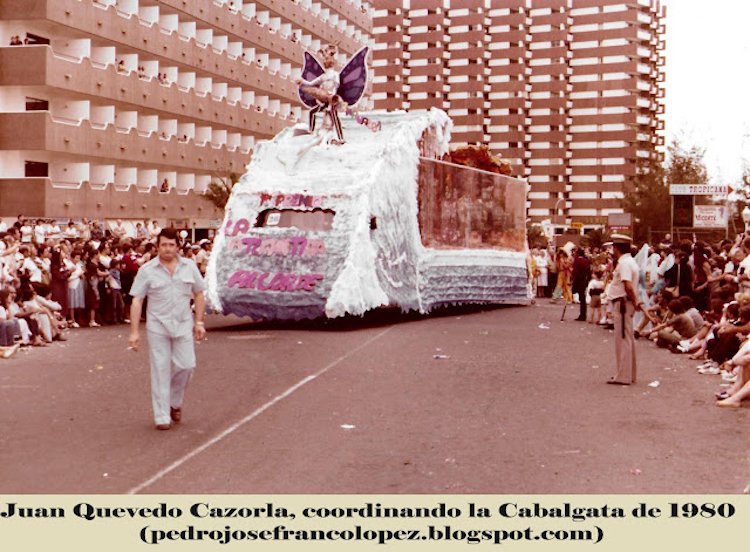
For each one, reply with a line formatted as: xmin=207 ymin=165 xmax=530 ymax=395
xmin=0 ymin=177 xmax=223 ymax=220
xmin=0 ymin=112 xmax=250 ymax=174
xmin=0 ymin=46 xmax=289 ymax=138
xmin=1 ymin=0 xmax=299 ymax=105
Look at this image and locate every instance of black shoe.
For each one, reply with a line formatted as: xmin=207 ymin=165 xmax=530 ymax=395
xmin=574 ymin=317 xmax=586 ymax=321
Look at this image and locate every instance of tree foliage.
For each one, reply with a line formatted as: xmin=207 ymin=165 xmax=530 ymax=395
xmin=621 ymin=158 xmax=669 ymax=243
xmin=666 ymin=138 xmax=709 ymax=185
xmin=622 ymin=138 xmax=710 ymax=242
xmin=527 ymin=221 xmax=547 ymax=248
xmin=203 ymin=172 xmax=241 ymax=210
xmin=581 ymin=227 xmax=611 ymax=250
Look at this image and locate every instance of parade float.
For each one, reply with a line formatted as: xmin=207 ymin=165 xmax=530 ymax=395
xmin=206 ymin=46 xmax=530 ymax=321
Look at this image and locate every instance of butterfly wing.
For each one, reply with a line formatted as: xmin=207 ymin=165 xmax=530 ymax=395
xmin=337 ymin=47 xmax=369 ymax=106
xmin=298 ymin=51 xmax=325 ymax=108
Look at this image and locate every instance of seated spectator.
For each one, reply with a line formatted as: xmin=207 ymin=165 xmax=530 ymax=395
xmin=680 ymin=296 xmax=705 ymax=330
xmin=649 ymin=299 xmax=697 ymax=349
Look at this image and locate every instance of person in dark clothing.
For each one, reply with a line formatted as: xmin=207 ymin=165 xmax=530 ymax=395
xmin=572 ymin=248 xmax=592 ymax=321
xmin=664 ymin=250 xmax=693 ymax=298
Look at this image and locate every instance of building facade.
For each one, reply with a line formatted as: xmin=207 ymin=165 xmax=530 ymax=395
xmin=0 ymin=0 xmax=373 ymax=230
xmin=372 ymin=0 xmax=665 ymax=229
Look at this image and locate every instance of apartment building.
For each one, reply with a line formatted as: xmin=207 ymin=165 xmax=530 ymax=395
xmin=372 ymin=0 xmax=665 ymax=229
xmin=0 ymin=0 xmax=373 ymax=231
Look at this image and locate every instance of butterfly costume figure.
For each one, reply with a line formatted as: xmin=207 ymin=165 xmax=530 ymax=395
xmin=296 ymin=44 xmax=369 ymax=144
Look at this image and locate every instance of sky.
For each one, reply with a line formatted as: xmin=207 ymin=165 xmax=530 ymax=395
xmin=664 ymin=0 xmax=750 ymax=184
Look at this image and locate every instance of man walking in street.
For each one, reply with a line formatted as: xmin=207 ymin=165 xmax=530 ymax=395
xmin=572 ymin=247 xmax=591 ymax=321
xmin=128 ymin=228 xmax=206 ymax=430
xmin=606 ymin=235 xmax=643 ymax=385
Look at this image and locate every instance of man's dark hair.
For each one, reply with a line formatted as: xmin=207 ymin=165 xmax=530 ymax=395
xmin=157 ymin=227 xmax=181 ymax=246
xmin=678 ymin=295 xmax=694 ymax=310
xmin=613 ymin=242 xmax=630 ymax=255
xmin=668 ymin=299 xmax=685 ymax=314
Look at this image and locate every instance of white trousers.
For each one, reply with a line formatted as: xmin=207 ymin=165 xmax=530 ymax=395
xmin=147 ymin=331 xmax=195 ymax=425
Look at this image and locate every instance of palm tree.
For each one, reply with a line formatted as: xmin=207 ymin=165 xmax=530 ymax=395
xmin=581 ymin=227 xmax=611 ymax=250
xmin=203 ymin=172 xmax=240 ymax=210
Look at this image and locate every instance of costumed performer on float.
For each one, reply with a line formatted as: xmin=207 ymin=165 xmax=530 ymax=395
xmin=295 ymin=43 xmax=370 ymax=144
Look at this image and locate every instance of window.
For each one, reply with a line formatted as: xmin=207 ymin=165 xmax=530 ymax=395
xmin=25 ymin=161 xmax=49 ymax=177
xmin=25 ymin=97 xmax=49 ymax=111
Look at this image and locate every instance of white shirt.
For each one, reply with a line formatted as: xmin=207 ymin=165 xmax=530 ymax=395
xmin=608 ymin=253 xmax=639 ymax=301
xmin=33 ymin=225 xmax=46 ymax=244
xmin=21 ymin=257 xmax=43 ymax=283
xmin=20 ymin=225 xmax=33 ymax=243
xmin=64 ymin=226 xmax=79 ymax=239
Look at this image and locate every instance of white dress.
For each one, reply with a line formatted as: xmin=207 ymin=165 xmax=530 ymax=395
xmin=534 ymin=254 xmax=549 ymax=287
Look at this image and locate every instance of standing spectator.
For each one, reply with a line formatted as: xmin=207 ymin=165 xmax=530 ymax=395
xmin=128 ymin=228 xmax=207 ymax=430
xmin=13 ymin=214 xmax=25 ymax=231
xmin=64 ymin=221 xmax=79 ymax=240
xmin=112 ymin=219 xmax=128 ymax=240
xmin=79 ymin=217 xmax=92 ymax=241
xmin=19 ymin=219 xmax=33 ymax=243
xmin=67 ymin=251 xmax=85 ymax=327
xmin=18 ymin=246 xmax=44 ymax=288
xmin=108 ymin=259 xmax=126 ymax=324
xmin=148 ymin=220 xmax=161 ymax=241
xmin=606 ymin=235 xmax=643 ymax=385
xmin=572 ymin=248 xmax=592 ymax=321
xmin=120 ymin=242 xmax=139 ymax=311
xmin=587 ymin=270 xmax=605 ymax=324
xmin=85 ymin=249 xmax=107 ymax=327
xmin=691 ymin=241 xmax=711 ymax=311
xmin=49 ymin=249 xmax=70 ymax=316
xmin=532 ymin=247 xmax=548 ymax=298
xmin=551 ymin=248 xmax=572 ymax=303
xmin=136 ymin=222 xmax=149 ymax=241
xmin=48 ymin=219 xmax=61 ymax=240
xmin=90 ymin=220 xmax=104 ymax=242
xmin=33 ymin=219 xmax=46 ymax=245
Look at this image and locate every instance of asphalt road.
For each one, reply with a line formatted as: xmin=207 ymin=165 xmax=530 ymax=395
xmin=0 ymin=301 xmax=747 ymax=494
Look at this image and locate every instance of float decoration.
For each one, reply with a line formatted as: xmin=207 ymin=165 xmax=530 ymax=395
xmin=297 ymin=45 xmax=375 ymax=142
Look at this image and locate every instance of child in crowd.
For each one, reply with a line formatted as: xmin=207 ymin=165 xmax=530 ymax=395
xmin=108 ymin=259 xmax=127 ymax=324
xmin=586 ymin=270 xmax=604 ymax=324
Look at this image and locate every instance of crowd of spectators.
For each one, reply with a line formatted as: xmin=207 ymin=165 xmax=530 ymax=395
xmin=0 ymin=215 xmax=212 ymax=360
xmin=530 ymin=231 xmax=750 ymax=408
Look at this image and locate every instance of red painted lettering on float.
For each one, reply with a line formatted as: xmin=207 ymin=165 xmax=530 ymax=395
xmin=256 ymin=272 xmax=272 ymax=291
xmin=227 ymin=270 xmax=259 ymax=289
xmin=288 ymin=236 xmax=308 ymax=256
xmin=227 ymin=270 xmax=323 ymax=292
xmin=233 ymin=219 xmax=249 ymax=236
xmin=269 ymin=239 xmax=291 ymax=256
xmin=241 ymin=237 xmax=261 ymax=255
xmin=228 ymin=236 xmax=244 ymax=251
xmin=295 ymin=274 xmax=324 ymax=292
xmin=303 ymin=240 xmax=326 ymax=257
xmin=268 ymin=272 xmax=290 ymax=291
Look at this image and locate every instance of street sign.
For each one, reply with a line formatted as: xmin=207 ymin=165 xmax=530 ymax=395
xmin=669 ymin=184 xmax=729 ymax=196
xmin=693 ymin=205 xmax=729 ymax=228
xmin=607 ymin=212 xmax=632 ymax=227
